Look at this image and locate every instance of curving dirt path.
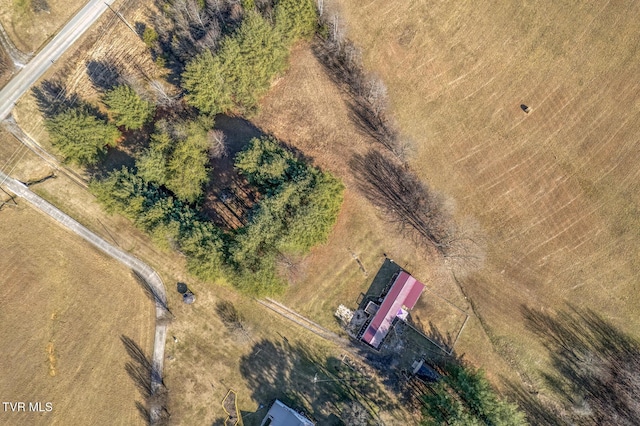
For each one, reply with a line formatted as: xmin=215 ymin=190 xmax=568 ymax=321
xmin=0 ymin=170 xmax=167 ymax=424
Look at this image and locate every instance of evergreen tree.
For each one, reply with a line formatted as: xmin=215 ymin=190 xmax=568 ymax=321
xmin=45 ymin=107 xmax=121 ymax=165
xmin=165 ymin=120 xmax=211 ymax=203
xmin=136 ymin=119 xmax=212 ymax=203
xmin=182 ymin=11 xmax=289 ymax=114
xmin=182 ymin=50 xmax=234 ymax=115
xmin=274 ymin=0 xmax=318 ymax=44
xmin=103 ymin=85 xmax=155 ymax=130
xmin=91 ymin=167 xmax=225 ymax=280
xmin=277 ymin=171 xmax=344 ymax=253
xmin=421 ymin=364 xmax=527 ymax=426
xmin=142 ymin=26 xmax=158 ymax=48
xmin=234 ymin=136 xmax=301 ymax=190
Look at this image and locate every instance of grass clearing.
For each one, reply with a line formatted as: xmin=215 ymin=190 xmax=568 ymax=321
xmin=253 ymin=44 xmax=512 ymax=381
xmin=0 ymin=45 xmax=13 ymax=87
xmin=0 ymin=0 xmax=87 ymax=52
xmin=323 ymin=0 xmax=640 ymax=399
xmin=0 ymin=203 xmax=154 ymax=425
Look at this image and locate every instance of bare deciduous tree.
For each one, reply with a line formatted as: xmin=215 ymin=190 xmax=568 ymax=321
xmin=215 ymin=300 xmax=251 ymax=342
xmin=314 ymin=17 xmax=406 ymax=160
xmin=121 ymin=335 xmax=170 ymax=426
xmin=151 ymin=0 xmax=241 ymax=66
xmin=207 ymin=129 xmax=228 ymax=158
xmin=350 ymin=150 xmax=483 ymax=266
xmin=351 ymin=150 xmax=452 ymax=251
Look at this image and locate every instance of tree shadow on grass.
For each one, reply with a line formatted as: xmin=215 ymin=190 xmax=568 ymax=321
xmin=86 ymin=59 xmax=121 ymax=92
xmin=32 ymin=80 xmax=79 ymax=119
xmin=513 ymin=305 xmax=640 ymax=425
xmin=239 ymin=338 xmax=397 ymax=425
xmin=131 ymin=270 xmax=172 ymax=318
xmin=121 ymin=335 xmax=170 ymax=425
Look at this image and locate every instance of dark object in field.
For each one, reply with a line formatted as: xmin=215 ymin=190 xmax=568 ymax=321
xmin=176 ymin=282 xmax=188 ymax=294
xmin=521 ymin=104 xmax=531 ymax=113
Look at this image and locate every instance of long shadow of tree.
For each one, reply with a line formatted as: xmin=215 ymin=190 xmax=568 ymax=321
xmin=32 ymin=80 xmax=80 ymax=119
xmin=86 ymin=59 xmax=121 ymax=92
xmin=239 ymin=339 xmax=397 ymax=425
xmin=514 ymin=305 xmax=640 ymax=425
xmin=121 ymin=335 xmax=170 ymax=425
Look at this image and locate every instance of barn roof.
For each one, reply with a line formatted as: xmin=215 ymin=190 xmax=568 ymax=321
xmin=361 ymin=271 xmax=425 ymax=349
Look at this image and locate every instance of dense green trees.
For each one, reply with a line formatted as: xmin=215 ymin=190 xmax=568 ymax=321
xmin=234 ymin=136 xmax=301 ymax=190
xmin=274 ymin=0 xmax=318 ymax=43
xmin=92 ymin=135 xmax=344 ymax=296
xmin=180 ymin=0 xmax=318 ymax=115
xmin=137 ymin=118 xmax=212 ymax=203
xmin=79 ymin=3 xmax=343 ymax=296
xmin=45 ymin=108 xmax=121 ymax=165
xmin=183 ymin=11 xmax=291 ymax=114
xmin=229 ymin=136 xmax=344 ymax=294
xmin=103 ymin=85 xmax=156 ymax=130
xmin=421 ymin=364 xmax=527 ymax=426
xmin=91 ymin=167 xmax=226 ymax=280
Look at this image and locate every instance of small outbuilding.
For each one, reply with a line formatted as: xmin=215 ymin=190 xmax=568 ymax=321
xmin=260 ymin=400 xmax=314 ymax=426
xmin=360 ymin=271 xmax=425 ymax=349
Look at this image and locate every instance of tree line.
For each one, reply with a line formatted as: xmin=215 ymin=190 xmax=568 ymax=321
xmin=313 ymin=12 xmax=483 ymax=264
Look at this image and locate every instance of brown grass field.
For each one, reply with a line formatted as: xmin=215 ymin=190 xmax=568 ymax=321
xmin=0 ymin=0 xmax=86 ymax=53
xmin=254 ymin=44 xmax=506 ymax=373
xmin=286 ymin=0 xmax=640 ymax=396
xmin=0 ymin=203 xmax=154 ymax=425
xmin=5 ymin=0 xmax=640 ymax=422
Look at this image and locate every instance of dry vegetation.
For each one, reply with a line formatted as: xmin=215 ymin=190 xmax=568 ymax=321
xmin=0 ymin=0 xmax=86 ymax=52
xmin=305 ymin=0 xmax=640 ymax=409
xmin=0 ymin=203 xmax=154 ymax=425
xmin=253 ymin=44 xmax=506 ymax=372
xmin=11 ymin=0 xmax=162 ymax=161
xmin=5 ymin=0 xmax=640 ymax=422
xmin=0 ymin=45 xmax=13 ymax=87
xmin=1 ymin=8 xmax=413 ymax=420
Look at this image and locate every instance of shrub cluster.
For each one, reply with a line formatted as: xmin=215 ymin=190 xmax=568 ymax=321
xmin=421 ymin=363 xmax=527 ymax=426
xmin=44 ymin=107 xmax=120 ymax=166
xmin=90 ymin=168 xmax=225 ymax=282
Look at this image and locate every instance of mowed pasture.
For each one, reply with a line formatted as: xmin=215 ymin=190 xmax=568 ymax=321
xmin=254 ymin=45 xmax=506 ymax=376
xmin=0 ymin=0 xmax=86 ymax=53
xmin=0 ymin=204 xmax=154 ymax=425
xmin=326 ymin=0 xmax=640 ymax=387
